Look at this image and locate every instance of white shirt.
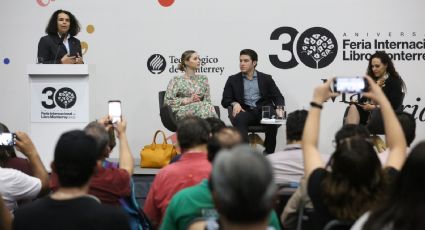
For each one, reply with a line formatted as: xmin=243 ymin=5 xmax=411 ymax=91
xmin=0 ymin=167 xmax=41 ymax=212
xmin=267 ymin=144 xmax=331 ymax=185
xmin=267 ymin=144 xmax=304 ymax=184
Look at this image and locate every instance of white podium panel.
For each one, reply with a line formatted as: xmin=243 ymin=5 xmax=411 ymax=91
xmin=27 ymin=64 xmax=92 ymax=170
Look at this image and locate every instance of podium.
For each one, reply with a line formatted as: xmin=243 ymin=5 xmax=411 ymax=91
xmin=27 ymin=64 xmax=93 ymax=170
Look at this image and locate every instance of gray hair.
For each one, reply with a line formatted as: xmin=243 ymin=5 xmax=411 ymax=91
xmin=210 ymin=145 xmax=277 ymax=223
xmin=84 ymin=121 xmax=109 ymax=159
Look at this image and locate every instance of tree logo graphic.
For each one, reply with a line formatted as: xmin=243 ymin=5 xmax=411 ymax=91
xmin=147 ymin=54 xmax=167 ymax=74
xmin=296 ymin=27 xmax=338 ymax=69
xmin=55 ymin=87 xmax=77 ymax=109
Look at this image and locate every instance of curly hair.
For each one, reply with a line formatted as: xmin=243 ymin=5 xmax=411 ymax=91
xmin=367 ymin=51 xmax=401 ymax=79
xmin=45 ymin=9 xmax=81 ymax=36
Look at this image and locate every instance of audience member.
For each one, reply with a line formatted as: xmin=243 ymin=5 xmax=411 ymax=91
xmin=188 ymin=145 xmax=278 ymax=230
xmin=170 ymin=117 xmax=225 ymax=163
xmin=352 ymin=141 xmax=425 ymax=230
xmin=280 ymin=124 xmax=370 ymax=229
xmin=267 ymin=110 xmax=308 ymax=184
xmin=50 ymin=116 xmax=134 ymax=205
xmin=0 ymin=132 xmax=49 ymax=212
xmin=144 ymin=116 xmax=212 ymax=228
xmin=302 ymin=76 xmax=406 ymax=229
xmin=0 ymin=122 xmax=32 ymax=175
xmin=13 ymin=130 xmax=130 ymax=230
xmin=161 ymin=127 xmax=264 ymax=230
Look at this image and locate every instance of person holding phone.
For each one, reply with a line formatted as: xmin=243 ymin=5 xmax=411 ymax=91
xmin=345 ymin=51 xmax=406 ymax=130
xmin=37 ymin=9 xmax=83 ymax=64
xmin=164 ymin=50 xmax=218 ymax=120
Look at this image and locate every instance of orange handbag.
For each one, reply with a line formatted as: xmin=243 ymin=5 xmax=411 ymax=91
xmin=140 ymin=130 xmax=177 ymax=168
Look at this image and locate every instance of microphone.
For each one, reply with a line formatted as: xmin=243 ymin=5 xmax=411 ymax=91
xmin=53 ymin=33 xmax=66 ymax=64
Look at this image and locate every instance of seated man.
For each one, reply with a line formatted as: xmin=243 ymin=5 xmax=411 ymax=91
xmin=267 ymin=110 xmax=308 ymax=184
xmin=189 ymin=145 xmax=278 ymax=230
xmin=50 ymin=116 xmax=134 ymax=206
xmin=0 ymin=132 xmax=49 ymax=212
xmin=13 ymin=130 xmax=130 ymax=230
xmin=222 ymin=49 xmax=285 ymax=154
xmin=144 ymin=116 xmax=212 ymax=228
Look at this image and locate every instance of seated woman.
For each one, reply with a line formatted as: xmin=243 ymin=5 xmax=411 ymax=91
xmin=346 ymin=51 xmax=406 ymax=131
xmin=302 ymin=77 xmax=407 ymax=229
xmin=164 ymin=50 xmax=218 ymax=120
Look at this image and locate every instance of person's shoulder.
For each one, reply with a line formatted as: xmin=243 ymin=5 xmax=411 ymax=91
xmin=257 ymin=71 xmax=273 ymax=78
xmin=228 ymin=72 xmax=242 ymax=79
xmin=98 ymin=166 xmax=130 ymax=177
xmin=69 ymin=36 xmax=81 ymax=42
xmin=308 ymin=168 xmax=328 ymax=185
xmin=0 ymin=167 xmax=32 ymax=180
xmin=174 ymin=180 xmax=207 ymax=198
xmin=14 ymin=196 xmax=49 ymax=216
xmin=39 ymin=34 xmax=52 ymax=42
xmin=170 ymin=75 xmax=183 ymax=81
xmin=92 ymin=203 xmax=130 ymax=228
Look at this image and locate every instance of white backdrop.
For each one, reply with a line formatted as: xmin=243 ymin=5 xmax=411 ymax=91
xmin=1 ymin=0 xmax=424 ymax=162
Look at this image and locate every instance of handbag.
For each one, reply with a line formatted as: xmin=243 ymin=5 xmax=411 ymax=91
xmin=140 ymin=130 xmax=177 ymax=168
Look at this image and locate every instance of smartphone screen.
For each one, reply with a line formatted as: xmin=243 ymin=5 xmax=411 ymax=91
xmin=0 ymin=133 xmax=16 ymax=147
xmin=108 ymin=100 xmax=122 ymax=124
xmin=333 ymin=77 xmax=367 ymax=93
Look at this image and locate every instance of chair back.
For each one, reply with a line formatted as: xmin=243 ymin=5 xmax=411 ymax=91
xmin=158 ymin=91 xmax=166 ymax=110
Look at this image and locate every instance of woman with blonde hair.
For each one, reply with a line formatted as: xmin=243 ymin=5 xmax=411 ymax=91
xmin=164 ymin=50 xmax=218 ymax=120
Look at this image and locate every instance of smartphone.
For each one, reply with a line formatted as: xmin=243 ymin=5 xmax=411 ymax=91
xmin=108 ymin=100 xmax=122 ymax=124
xmin=333 ymin=77 xmax=368 ymax=93
xmin=0 ymin=133 xmax=16 ymax=147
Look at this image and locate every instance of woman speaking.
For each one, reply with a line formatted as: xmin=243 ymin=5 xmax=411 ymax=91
xmin=37 ymin=10 xmax=83 ymax=64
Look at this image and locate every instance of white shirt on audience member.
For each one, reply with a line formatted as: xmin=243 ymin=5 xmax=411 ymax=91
xmin=267 ymin=143 xmax=304 ymax=184
xmin=267 ymin=143 xmax=331 ymax=185
xmin=0 ymin=167 xmax=41 ymax=212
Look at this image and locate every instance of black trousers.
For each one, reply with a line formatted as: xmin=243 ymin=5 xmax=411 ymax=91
xmin=231 ymin=107 xmax=278 ymax=154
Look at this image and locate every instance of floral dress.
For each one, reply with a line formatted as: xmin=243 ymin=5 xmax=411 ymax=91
xmin=164 ymin=75 xmax=218 ymax=120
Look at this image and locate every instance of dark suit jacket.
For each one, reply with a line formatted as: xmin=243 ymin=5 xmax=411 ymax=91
xmin=221 ymin=71 xmax=285 ymax=110
xmin=37 ymin=34 xmax=82 ymax=64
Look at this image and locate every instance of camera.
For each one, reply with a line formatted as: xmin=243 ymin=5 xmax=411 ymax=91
xmin=0 ymin=133 xmax=16 ymax=147
xmin=108 ymin=100 xmax=122 ymax=124
xmin=333 ymin=77 xmax=368 ymax=93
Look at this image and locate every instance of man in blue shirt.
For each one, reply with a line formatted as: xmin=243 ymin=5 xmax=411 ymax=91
xmin=222 ymin=49 xmax=285 ymax=154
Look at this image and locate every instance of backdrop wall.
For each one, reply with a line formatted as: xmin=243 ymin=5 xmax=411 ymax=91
xmin=1 ymin=0 xmax=424 ymax=162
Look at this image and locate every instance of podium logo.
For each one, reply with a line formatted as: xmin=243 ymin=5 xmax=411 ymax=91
xmin=41 ymin=87 xmax=77 ymax=109
xmin=270 ymin=27 xmax=338 ymax=69
xmin=147 ymin=54 xmax=166 ymax=74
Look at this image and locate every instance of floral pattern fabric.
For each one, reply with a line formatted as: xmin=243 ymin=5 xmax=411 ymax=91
xmin=164 ymin=75 xmax=218 ymax=120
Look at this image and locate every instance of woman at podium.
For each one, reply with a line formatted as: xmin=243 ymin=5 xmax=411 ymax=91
xmin=37 ymin=10 xmax=84 ymax=64
xmin=164 ymin=50 xmax=218 ymax=120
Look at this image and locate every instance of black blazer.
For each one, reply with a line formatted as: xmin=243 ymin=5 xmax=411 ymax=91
xmin=221 ymin=71 xmax=285 ymax=110
xmin=37 ymin=34 xmax=82 ymax=64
